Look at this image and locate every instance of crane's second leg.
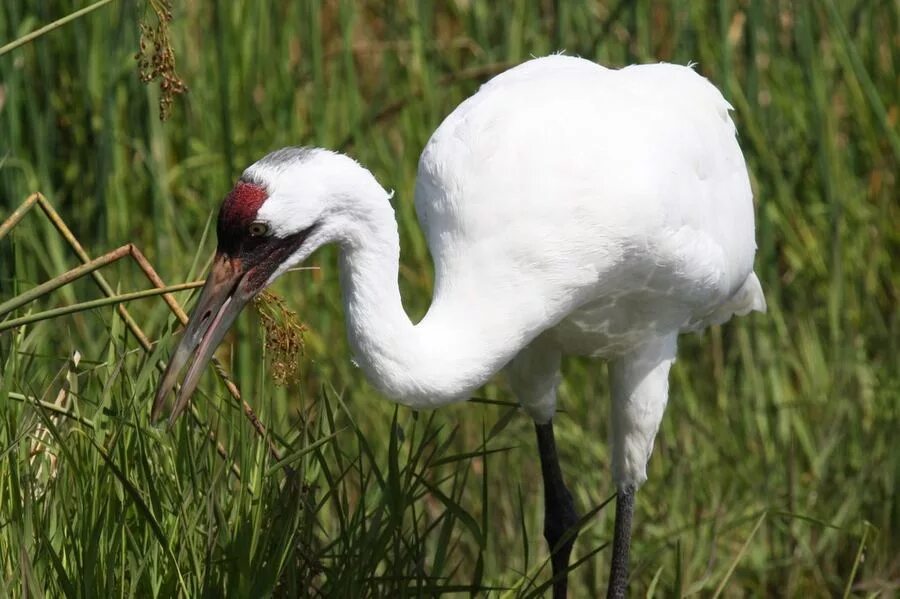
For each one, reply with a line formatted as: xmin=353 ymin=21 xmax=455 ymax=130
xmin=535 ymin=420 xmax=580 ymax=599
xmin=607 ymin=482 xmax=635 ymax=599
xmin=607 ymin=334 xmax=678 ymax=599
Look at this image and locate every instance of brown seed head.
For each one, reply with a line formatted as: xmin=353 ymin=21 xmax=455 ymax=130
xmin=252 ymin=291 xmax=306 ymax=386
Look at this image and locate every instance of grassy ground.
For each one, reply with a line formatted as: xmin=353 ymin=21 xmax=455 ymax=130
xmin=1 ymin=1 xmax=897 ymax=596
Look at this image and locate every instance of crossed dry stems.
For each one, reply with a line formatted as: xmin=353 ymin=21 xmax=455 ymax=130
xmin=1 ymin=192 xmax=289 ymax=478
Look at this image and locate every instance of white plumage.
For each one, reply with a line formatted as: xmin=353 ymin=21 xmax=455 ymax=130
xmin=156 ymin=55 xmax=765 ymax=597
xmin=419 ymin=55 xmax=764 ymax=488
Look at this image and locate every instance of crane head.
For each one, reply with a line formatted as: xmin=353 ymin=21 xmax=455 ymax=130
xmin=151 ymin=178 xmax=316 ymax=424
xmin=152 ymin=147 xmax=390 ymax=425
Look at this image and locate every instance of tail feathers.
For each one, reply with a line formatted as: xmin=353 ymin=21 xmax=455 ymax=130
xmin=701 ymin=272 xmax=766 ymax=329
xmin=731 ymin=272 xmax=766 ymax=316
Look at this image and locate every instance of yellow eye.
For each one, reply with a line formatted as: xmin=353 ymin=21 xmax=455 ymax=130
xmin=248 ymin=222 xmax=269 ymax=237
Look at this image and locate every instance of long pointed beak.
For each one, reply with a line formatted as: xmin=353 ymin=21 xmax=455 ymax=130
xmin=152 ymin=253 xmax=252 ymax=425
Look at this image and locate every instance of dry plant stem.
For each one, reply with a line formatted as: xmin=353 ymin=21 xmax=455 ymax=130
xmin=0 ymin=281 xmax=204 ymax=333
xmin=1 ymin=193 xmax=283 ymax=470
xmin=0 ymin=244 xmax=133 ymax=318
xmin=7 ymin=391 xmax=95 ymax=428
xmin=0 ymin=0 xmax=116 ymax=58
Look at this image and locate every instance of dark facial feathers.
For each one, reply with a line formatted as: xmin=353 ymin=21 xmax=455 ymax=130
xmin=216 ymin=181 xmax=268 ymax=256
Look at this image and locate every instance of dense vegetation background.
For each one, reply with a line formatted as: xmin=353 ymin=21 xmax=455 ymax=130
xmin=1 ymin=1 xmax=897 ymax=596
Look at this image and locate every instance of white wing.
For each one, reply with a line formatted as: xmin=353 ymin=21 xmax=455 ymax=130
xmin=415 ymin=55 xmax=763 ymax=348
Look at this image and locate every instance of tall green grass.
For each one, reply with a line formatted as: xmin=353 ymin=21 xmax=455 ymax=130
xmin=1 ymin=1 xmax=897 ymax=596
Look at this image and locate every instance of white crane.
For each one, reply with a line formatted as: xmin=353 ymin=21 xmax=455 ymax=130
xmin=154 ymin=55 xmax=765 ymax=598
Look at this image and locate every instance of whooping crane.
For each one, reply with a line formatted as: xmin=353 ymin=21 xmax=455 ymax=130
xmin=154 ymin=55 xmax=766 ymax=598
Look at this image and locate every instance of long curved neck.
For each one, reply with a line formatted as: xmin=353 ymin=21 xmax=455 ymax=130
xmin=336 ymin=192 xmax=520 ymax=409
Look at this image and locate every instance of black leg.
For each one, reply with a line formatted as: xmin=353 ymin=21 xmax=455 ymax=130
xmin=535 ymin=421 xmax=580 ymax=599
xmin=606 ymin=483 xmax=636 ymax=599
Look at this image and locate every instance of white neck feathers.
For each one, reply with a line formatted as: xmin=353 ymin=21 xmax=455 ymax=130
xmin=336 ymin=192 xmax=519 ymax=409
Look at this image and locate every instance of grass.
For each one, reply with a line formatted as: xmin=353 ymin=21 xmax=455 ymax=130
xmin=1 ymin=0 xmax=897 ymax=596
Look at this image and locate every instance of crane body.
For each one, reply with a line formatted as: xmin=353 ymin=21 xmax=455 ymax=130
xmin=154 ymin=55 xmax=765 ymax=598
